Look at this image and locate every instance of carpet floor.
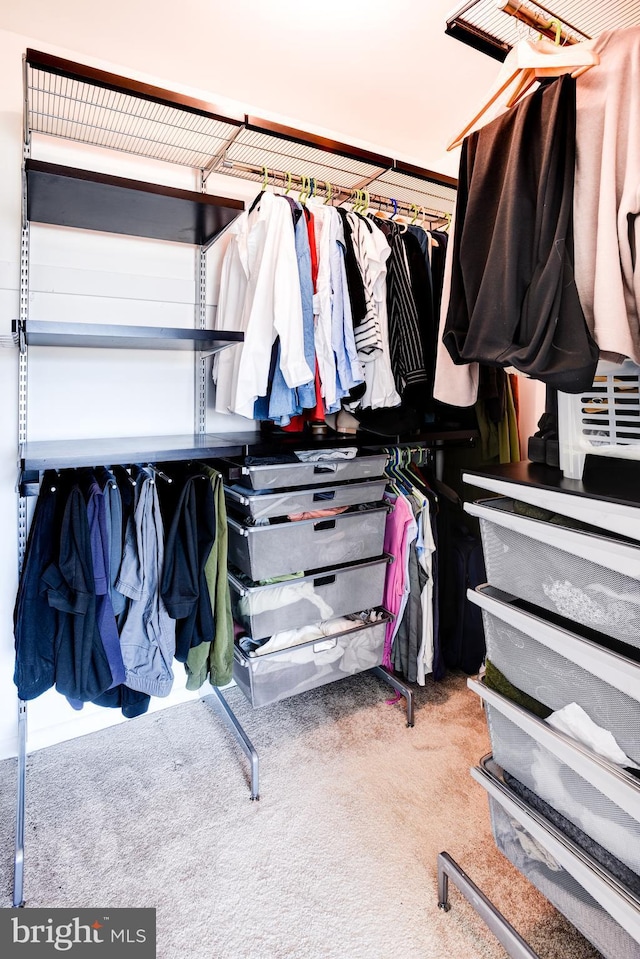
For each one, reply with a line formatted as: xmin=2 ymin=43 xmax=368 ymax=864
xmin=0 ymin=671 xmax=602 ymax=959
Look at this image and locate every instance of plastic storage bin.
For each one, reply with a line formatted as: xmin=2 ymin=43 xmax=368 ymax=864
xmin=221 ymin=451 xmax=388 ymax=490
xmin=468 ymin=680 xmax=640 ymax=878
xmin=233 ymin=611 xmax=391 ymax=708
xmin=229 ymin=555 xmax=390 ymax=640
xmin=469 ymin=585 xmax=640 ymax=764
xmin=465 ymin=497 xmax=640 ymax=652
xmin=227 ymin=505 xmax=389 ymax=581
xmin=558 ymin=359 xmax=640 ymax=480
xmin=224 ymin=477 xmax=387 ymax=521
xmin=473 ymin=757 xmax=640 ymax=959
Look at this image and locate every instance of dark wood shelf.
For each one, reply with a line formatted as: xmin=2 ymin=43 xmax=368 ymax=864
xmin=462 ymin=459 xmax=640 ymax=511
xmin=20 ymin=434 xmax=250 ymax=471
xmin=13 ymin=319 xmax=243 ymax=352
xmin=26 ymin=160 xmax=244 ymax=245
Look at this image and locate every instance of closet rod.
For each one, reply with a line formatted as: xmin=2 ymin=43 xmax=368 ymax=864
xmin=498 ymin=0 xmax=589 ymax=44
xmin=218 ymin=158 xmax=451 ymax=224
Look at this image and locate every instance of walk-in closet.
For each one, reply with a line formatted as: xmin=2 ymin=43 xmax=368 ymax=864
xmin=1 ymin=2 xmax=639 ymax=958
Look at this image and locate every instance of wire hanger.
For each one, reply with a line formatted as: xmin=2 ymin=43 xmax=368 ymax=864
xmin=447 ymin=27 xmax=599 ymax=151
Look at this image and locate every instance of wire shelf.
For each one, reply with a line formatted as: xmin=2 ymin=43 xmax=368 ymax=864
xmin=25 ymin=49 xmax=457 ymax=218
xmin=447 ymin=0 xmax=640 ymax=57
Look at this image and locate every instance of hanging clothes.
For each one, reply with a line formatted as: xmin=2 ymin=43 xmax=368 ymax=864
xmin=185 ymin=467 xmax=235 ymax=690
xmin=436 ymin=75 xmax=599 ymax=405
xmin=116 ymin=471 xmax=176 ymax=698
xmin=13 ymin=471 xmax=68 ymax=701
xmin=573 ymin=26 xmax=640 ymax=365
xmin=214 ymin=191 xmax=313 ymax=419
xmin=42 ymin=483 xmax=113 ymax=703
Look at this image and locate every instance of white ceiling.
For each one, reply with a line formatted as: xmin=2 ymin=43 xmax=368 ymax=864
xmin=0 ymin=0 xmax=500 ymax=177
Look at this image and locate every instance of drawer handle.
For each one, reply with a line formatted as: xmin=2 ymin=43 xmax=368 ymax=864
xmin=313 ymin=490 xmax=336 ymax=502
xmin=313 ymin=464 xmax=338 ymax=474
xmin=314 ymin=519 xmax=336 ymax=531
xmin=313 ymin=638 xmax=338 ymax=653
xmin=313 ymin=574 xmax=336 ymax=587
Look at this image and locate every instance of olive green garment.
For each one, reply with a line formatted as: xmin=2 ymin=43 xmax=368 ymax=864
xmin=185 ymin=468 xmax=234 ymax=689
xmin=484 ymin=659 xmax=552 ymax=720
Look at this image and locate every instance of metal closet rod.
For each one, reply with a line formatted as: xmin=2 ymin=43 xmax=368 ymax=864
xmin=217 ymin=158 xmax=451 ymax=224
xmin=499 ymin=0 xmax=590 ymax=44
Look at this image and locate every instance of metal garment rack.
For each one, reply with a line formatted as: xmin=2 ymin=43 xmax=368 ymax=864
xmin=13 ymin=48 xmax=434 ymax=907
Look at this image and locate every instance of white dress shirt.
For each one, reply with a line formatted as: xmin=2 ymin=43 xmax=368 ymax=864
xmin=214 ymin=192 xmax=313 ymax=419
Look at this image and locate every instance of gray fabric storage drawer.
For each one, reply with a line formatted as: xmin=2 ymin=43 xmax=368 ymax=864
xmin=229 ymin=555 xmax=390 ymax=640
xmin=470 ymin=585 xmax=640 ymax=764
xmin=227 ymin=505 xmax=389 ymax=581
xmin=468 ymin=680 xmax=640 ymax=879
xmin=233 ymin=611 xmax=390 ymax=708
xmin=465 ymin=496 xmax=640 ymax=651
xmin=473 ymin=758 xmax=640 ymax=959
xmin=225 ymin=478 xmax=387 ymax=521
xmin=228 ymin=452 xmax=387 ymax=490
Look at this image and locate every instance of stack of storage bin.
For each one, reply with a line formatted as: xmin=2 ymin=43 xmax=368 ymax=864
xmin=463 ymin=480 xmax=640 ymax=957
xmin=222 ymin=451 xmax=392 ymax=708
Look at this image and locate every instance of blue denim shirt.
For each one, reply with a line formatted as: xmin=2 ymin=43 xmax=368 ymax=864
xmin=254 ymin=200 xmax=316 ymax=423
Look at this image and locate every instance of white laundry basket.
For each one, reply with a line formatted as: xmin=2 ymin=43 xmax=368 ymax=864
xmin=558 ymin=359 xmax=640 ymax=479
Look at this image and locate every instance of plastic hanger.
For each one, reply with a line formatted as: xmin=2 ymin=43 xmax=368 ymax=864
xmin=447 ymin=28 xmax=599 ymax=151
xmin=284 ymin=171 xmax=293 ymax=195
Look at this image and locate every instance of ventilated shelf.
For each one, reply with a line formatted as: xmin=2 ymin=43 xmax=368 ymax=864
xmin=25 ymin=49 xmax=457 ymax=218
xmin=446 ymin=0 xmax=640 ymax=60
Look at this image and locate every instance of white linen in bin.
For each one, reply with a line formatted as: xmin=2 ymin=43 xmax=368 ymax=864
xmin=475 ymin=499 xmax=640 ymax=649
xmin=233 ymin=612 xmax=388 ymax=707
xmin=489 ymin=796 xmax=640 ymax=959
xmin=487 ymin=705 xmax=640 ymax=877
xmin=238 ymin=581 xmax=334 ymax=627
xmin=547 ymin=703 xmax=640 ymax=770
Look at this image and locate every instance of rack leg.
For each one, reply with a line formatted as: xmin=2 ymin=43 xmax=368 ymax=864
xmin=14 ymin=699 xmax=27 ymax=907
xmin=202 ymin=688 xmax=259 ymax=801
xmin=371 ymin=666 xmax=414 ymax=727
xmin=437 ymin=852 xmax=540 ymax=959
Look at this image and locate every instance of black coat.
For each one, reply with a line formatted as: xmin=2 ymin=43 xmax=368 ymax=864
xmin=444 ymin=74 xmax=599 ymax=393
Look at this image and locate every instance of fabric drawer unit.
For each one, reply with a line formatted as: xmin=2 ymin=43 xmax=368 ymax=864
xmin=465 ymin=496 xmax=640 ymax=651
xmin=473 ymin=757 xmax=640 ymax=959
xmin=233 ymin=611 xmax=391 ymax=708
xmin=229 ymin=555 xmax=390 ymax=640
xmin=224 ymin=452 xmax=388 ymax=491
xmin=224 ymin=478 xmax=388 ymax=522
xmin=468 ymin=680 xmax=640 ymax=878
xmin=227 ymin=505 xmax=389 ymax=581
xmin=469 ymin=584 xmax=640 ymax=764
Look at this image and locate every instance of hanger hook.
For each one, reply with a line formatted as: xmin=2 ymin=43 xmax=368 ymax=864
xmin=546 ymin=17 xmax=563 ymax=45
xmin=285 ymin=171 xmax=292 ymax=194
xmin=325 ymin=180 xmax=332 ymax=204
xmin=391 ymin=198 xmax=398 ymax=220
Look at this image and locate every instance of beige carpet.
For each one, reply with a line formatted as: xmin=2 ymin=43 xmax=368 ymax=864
xmin=0 ymin=672 xmax=602 ymax=959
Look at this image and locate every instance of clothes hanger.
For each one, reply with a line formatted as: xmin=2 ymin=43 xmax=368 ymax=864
xmin=447 ymin=24 xmax=599 ymax=151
